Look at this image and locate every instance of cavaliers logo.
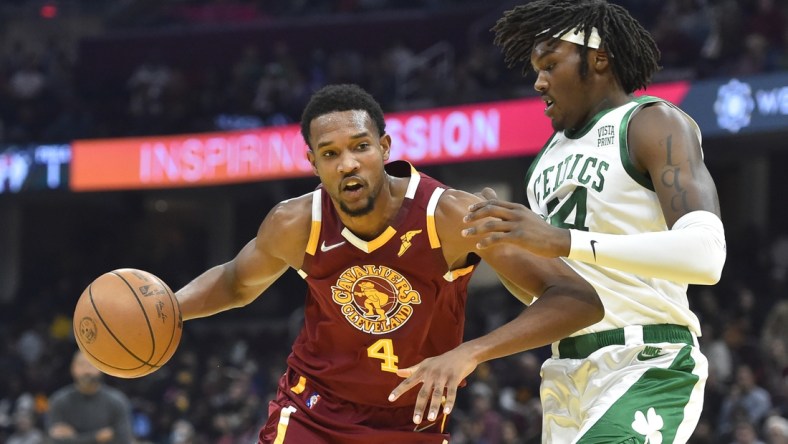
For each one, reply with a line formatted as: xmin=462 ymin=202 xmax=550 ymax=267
xmin=332 ymin=265 xmax=422 ymax=334
xmin=78 ymin=317 xmax=98 ymax=344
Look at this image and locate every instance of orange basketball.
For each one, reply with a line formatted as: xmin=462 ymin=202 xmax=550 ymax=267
xmin=73 ymin=268 xmax=182 ymax=378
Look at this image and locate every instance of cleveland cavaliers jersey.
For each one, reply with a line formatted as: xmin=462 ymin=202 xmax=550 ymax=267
xmin=288 ymin=160 xmax=479 ymax=408
xmin=525 ymin=96 xmax=702 ymax=336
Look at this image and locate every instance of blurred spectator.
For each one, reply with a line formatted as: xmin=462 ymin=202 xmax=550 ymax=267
xmin=763 ymin=415 xmax=788 ymax=444
xmin=719 ymin=364 xmax=773 ymax=439
xmin=730 ymin=420 xmax=767 ymax=444
xmin=169 ymin=419 xmax=198 ymax=444
xmin=46 ymin=350 xmax=133 ymax=444
xmin=6 ymin=409 xmax=45 ymax=444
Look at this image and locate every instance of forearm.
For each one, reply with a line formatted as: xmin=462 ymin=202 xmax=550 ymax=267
xmin=461 ymin=283 xmax=603 ymax=364
xmin=176 ymin=263 xmax=251 ymax=320
xmin=568 ymin=210 xmax=726 ymax=285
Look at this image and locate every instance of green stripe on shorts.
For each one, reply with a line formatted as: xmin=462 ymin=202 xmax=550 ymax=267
xmin=577 ymin=346 xmax=699 ymax=444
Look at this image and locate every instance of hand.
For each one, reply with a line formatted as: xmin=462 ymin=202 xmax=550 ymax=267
xmin=49 ymin=423 xmax=76 ymax=439
xmin=95 ymin=427 xmax=115 ymax=443
xmin=388 ymin=347 xmax=479 ymax=425
xmin=462 ymin=198 xmax=569 ymax=257
xmin=473 ymin=187 xmax=498 ymax=201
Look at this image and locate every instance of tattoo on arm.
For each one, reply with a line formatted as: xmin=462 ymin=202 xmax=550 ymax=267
xmin=659 ymin=134 xmax=690 ymax=212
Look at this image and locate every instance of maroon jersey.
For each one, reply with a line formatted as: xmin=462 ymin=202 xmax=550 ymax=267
xmin=288 ymin=160 xmax=479 ymax=408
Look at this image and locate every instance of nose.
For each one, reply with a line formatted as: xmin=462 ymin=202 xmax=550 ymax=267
xmin=337 ymin=150 xmax=360 ymax=174
xmin=534 ymin=71 xmax=548 ymax=93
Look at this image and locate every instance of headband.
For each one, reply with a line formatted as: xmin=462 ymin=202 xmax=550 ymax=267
xmin=540 ymin=26 xmax=602 ymax=49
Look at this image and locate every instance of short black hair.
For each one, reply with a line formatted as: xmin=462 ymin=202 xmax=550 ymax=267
xmin=492 ymin=0 xmax=660 ymax=94
xmin=300 ymin=84 xmax=386 ymax=149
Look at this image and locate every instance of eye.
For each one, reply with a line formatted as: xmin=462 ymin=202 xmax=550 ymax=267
xmin=355 ymin=142 xmax=370 ymax=151
xmin=544 ymin=63 xmax=556 ymax=72
xmin=321 ymin=150 xmax=337 ymax=158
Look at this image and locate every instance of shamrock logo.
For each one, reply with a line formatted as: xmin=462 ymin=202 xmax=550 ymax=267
xmin=631 ymin=407 xmax=664 ymax=444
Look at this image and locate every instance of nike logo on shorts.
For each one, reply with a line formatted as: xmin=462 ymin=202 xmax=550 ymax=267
xmin=320 ymin=240 xmax=346 ymax=252
xmin=590 ymin=240 xmax=599 ymax=260
xmin=637 ymin=346 xmax=664 ymax=361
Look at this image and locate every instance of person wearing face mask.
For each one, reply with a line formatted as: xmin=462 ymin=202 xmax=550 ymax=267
xmin=46 ymin=350 xmax=133 ymax=444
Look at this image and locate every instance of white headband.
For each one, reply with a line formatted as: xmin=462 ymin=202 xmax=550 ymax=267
xmin=543 ymin=26 xmax=602 ymax=49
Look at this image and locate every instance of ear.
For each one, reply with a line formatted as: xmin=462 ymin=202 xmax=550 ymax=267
xmin=380 ymin=134 xmax=392 ymax=161
xmin=306 ymin=149 xmax=319 ymax=176
xmin=592 ymin=48 xmax=611 ymax=73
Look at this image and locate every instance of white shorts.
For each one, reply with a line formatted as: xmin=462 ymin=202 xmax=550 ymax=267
xmin=541 ymin=324 xmax=708 ymax=444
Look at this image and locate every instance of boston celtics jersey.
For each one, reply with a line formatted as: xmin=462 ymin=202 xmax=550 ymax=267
xmin=525 ymin=96 xmax=702 ymax=336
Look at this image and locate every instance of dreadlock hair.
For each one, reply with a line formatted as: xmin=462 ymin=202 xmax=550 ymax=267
xmin=300 ymin=83 xmax=386 ymax=149
xmin=491 ymin=0 xmax=660 ymax=94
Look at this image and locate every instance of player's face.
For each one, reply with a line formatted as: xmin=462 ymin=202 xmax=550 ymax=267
xmin=307 ymin=110 xmax=390 ymax=217
xmin=531 ymin=40 xmax=594 ymax=132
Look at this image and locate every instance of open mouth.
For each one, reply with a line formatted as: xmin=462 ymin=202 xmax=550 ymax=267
xmin=341 ymin=178 xmax=365 ymax=196
xmin=543 ymin=97 xmax=555 ymax=113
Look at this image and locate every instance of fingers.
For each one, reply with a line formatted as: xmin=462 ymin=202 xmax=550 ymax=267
xmin=467 ymin=198 xmax=521 ymax=214
xmin=480 ymin=187 xmax=498 ymax=200
xmin=388 ymin=373 xmax=418 ymax=403
xmin=413 ymin=381 xmax=435 ymax=424
xmin=461 ymin=219 xmax=513 ymax=243
xmin=473 ymin=187 xmax=498 ymax=201
xmin=389 ymin=368 xmax=452 ymax=425
xmin=395 ymin=365 xmax=416 ymax=378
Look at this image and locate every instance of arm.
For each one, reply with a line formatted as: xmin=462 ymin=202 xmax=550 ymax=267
xmin=176 ymin=196 xmax=311 ymax=320
xmin=389 ymin=189 xmax=602 ymax=425
xmin=463 ymin=104 xmax=726 ymax=285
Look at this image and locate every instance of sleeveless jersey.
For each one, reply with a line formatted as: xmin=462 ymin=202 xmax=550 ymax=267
xmin=525 ymin=96 xmax=702 ymax=335
xmin=289 ymin=160 xmax=479 ymax=408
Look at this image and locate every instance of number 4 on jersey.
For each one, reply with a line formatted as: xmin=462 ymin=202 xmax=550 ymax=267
xmin=367 ymin=339 xmax=399 ymax=373
xmin=546 ymin=187 xmax=589 ymax=231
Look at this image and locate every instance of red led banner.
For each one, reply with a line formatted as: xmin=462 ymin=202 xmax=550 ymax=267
xmin=70 ymin=82 xmax=688 ymax=191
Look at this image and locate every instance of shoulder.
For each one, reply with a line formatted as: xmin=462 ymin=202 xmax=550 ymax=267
xmin=257 ymin=191 xmax=315 ymax=266
xmin=260 ymin=192 xmax=313 ymax=235
xmin=435 ymin=188 xmax=480 ymax=218
xmin=48 ymin=385 xmax=76 ymax=406
xmin=434 ymin=188 xmax=480 ymax=253
xmin=100 ymin=385 xmax=131 ymax=407
xmin=629 ymin=101 xmax=697 ymax=141
xmin=264 ymin=192 xmax=314 ymax=232
xmin=627 ymin=101 xmax=701 ymax=170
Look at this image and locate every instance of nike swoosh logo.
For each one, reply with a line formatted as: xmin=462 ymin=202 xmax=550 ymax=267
xmin=636 ymin=351 xmax=665 ymax=361
xmin=590 ymin=240 xmax=598 ymax=260
xmin=320 ymin=240 xmax=346 ymax=252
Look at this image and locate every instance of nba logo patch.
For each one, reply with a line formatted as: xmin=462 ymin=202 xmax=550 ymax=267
xmin=306 ymin=392 xmax=321 ymax=409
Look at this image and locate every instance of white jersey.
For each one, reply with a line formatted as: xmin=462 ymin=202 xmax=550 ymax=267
xmin=526 ymin=96 xmax=702 ymax=336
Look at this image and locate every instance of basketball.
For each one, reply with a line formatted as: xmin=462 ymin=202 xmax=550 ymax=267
xmin=73 ymin=268 xmax=183 ymax=378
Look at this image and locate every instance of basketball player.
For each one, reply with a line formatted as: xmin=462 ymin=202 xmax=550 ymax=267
xmin=390 ymin=1 xmax=727 ymax=442
xmin=175 ymin=83 xmax=603 ymax=443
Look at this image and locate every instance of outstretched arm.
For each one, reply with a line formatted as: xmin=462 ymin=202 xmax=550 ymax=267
xmin=389 ymin=189 xmax=602 ymax=425
xmin=176 ymin=196 xmax=310 ymax=320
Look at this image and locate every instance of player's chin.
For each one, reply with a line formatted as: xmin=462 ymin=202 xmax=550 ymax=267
xmin=339 ymin=198 xmax=374 ymax=217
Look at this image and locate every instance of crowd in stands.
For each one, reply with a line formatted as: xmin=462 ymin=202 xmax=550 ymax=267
xmin=0 ymin=0 xmax=787 ymax=443
xmin=1 ymin=220 xmax=787 ymax=443
xmin=0 ymin=0 xmax=785 ymax=145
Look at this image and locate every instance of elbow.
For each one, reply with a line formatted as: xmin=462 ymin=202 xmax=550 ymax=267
xmin=689 ymin=250 xmax=726 ymax=285
xmin=574 ymin=283 xmax=604 ymax=325
xmin=691 ymin=266 xmax=723 ymax=285
xmin=588 ymin=290 xmax=605 ymax=324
